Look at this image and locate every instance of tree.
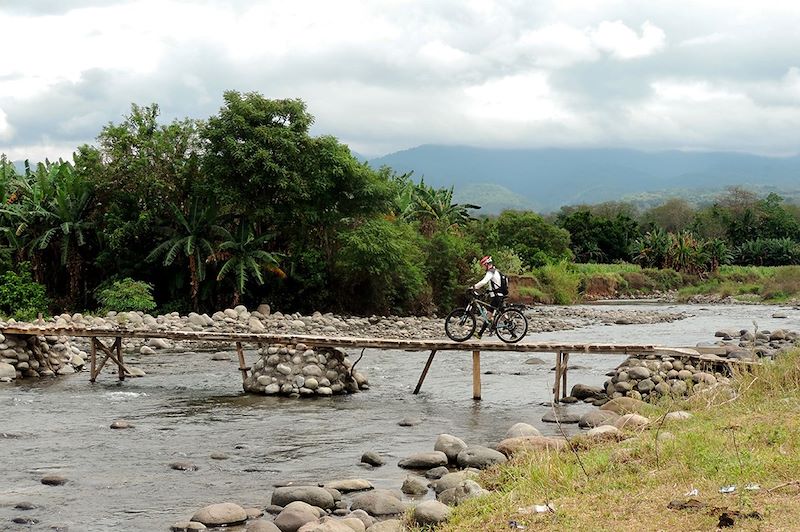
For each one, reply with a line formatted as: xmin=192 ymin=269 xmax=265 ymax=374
xmin=77 ymin=103 xmax=203 ymax=292
xmin=640 ymin=198 xmax=695 ymax=233
xmin=3 ymin=160 xmax=95 ymax=308
xmin=557 ymin=209 xmax=639 ymax=263
xmin=148 ymin=199 xmax=221 ymax=311
xmin=495 ymin=210 xmax=572 ymax=268
xmin=212 ymin=220 xmax=281 ymax=306
xmin=399 ymin=179 xmax=480 ymax=237
xmin=333 ymin=218 xmax=428 ymax=314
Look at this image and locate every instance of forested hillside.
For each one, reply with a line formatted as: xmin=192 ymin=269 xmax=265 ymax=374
xmin=368 ymin=145 xmax=800 ymax=213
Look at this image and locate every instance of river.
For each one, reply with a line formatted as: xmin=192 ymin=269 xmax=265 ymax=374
xmin=1 ymin=303 xmax=797 ymax=531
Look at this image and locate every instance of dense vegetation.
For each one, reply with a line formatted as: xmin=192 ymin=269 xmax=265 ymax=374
xmin=2 ymin=93 xmax=800 ymax=317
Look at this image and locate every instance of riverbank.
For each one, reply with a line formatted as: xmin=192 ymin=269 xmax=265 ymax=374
xmin=516 ymin=264 xmax=800 ymax=307
xmin=427 ymin=349 xmax=800 ymax=532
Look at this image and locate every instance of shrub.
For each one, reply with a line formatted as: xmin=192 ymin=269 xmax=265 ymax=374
xmin=0 ymin=265 xmax=50 ymax=321
xmin=762 ymin=266 xmax=800 ymax=300
xmin=641 ymin=268 xmax=684 ymax=290
xmin=96 ymin=278 xmax=157 ymax=312
xmin=532 ymin=261 xmax=581 ymax=304
xmin=735 ymin=238 xmax=800 ymax=266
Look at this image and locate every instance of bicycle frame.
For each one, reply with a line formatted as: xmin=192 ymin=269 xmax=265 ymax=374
xmin=465 ymin=295 xmax=504 ymax=331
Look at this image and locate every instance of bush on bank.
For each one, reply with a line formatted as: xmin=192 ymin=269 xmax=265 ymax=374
xmin=0 ymin=265 xmax=50 ymax=321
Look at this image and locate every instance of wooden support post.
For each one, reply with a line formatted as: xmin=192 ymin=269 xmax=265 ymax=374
xmin=553 ymin=351 xmax=562 ymax=404
xmin=90 ymin=337 xmax=130 ymax=382
xmin=413 ymin=350 xmax=437 ymax=394
xmin=116 ymin=337 xmax=124 ymax=381
xmin=235 ymin=341 xmax=250 ymax=384
xmin=472 ymin=350 xmax=481 ymax=400
xmin=90 ymin=336 xmax=97 ymax=383
xmin=561 ymin=352 xmax=570 ymax=399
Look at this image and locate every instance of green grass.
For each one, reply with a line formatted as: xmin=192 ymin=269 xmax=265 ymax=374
xmin=569 ymin=263 xmax=643 ymax=275
xmin=412 ymin=351 xmax=800 ymax=531
xmin=518 ymin=263 xmax=800 ymax=304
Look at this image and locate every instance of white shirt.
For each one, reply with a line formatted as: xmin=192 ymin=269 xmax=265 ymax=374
xmin=473 ymin=267 xmax=501 ymax=296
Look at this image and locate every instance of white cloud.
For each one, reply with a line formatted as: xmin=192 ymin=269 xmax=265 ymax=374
xmin=0 ymin=108 xmax=13 ymax=141
xmin=590 ymin=20 xmax=666 ymax=59
xmin=515 ymin=23 xmax=599 ymax=68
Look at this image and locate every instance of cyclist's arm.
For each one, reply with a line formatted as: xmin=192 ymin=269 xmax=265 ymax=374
xmin=473 ymin=271 xmax=493 ymax=290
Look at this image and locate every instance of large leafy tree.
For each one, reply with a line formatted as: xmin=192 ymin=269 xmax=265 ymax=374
xmin=495 ymin=210 xmax=572 ymax=268
xmin=202 ymin=91 xmax=395 ymax=310
xmin=557 ymin=209 xmax=639 ymax=263
xmin=78 ymin=103 xmax=203 ymax=285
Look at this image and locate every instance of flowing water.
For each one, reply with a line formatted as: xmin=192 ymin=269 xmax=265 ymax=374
xmin=1 ymin=303 xmax=798 ymax=531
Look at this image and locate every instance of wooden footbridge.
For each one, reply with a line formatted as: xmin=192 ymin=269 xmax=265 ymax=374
xmin=0 ymin=325 xmax=744 ymax=402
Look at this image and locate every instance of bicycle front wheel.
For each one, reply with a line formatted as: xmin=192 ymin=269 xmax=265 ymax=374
xmin=495 ymin=308 xmax=528 ymax=343
xmin=444 ymin=308 xmax=477 ymax=342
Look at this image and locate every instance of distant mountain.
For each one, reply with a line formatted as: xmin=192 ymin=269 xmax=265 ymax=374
xmin=367 ymin=145 xmax=800 ymax=214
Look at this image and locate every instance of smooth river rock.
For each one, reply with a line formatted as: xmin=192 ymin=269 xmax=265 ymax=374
xmin=191 ymin=502 xmax=247 ymax=527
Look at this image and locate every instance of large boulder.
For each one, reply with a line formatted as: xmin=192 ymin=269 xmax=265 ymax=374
xmin=578 ymin=410 xmax=620 ymax=429
xmin=599 ymin=397 xmax=649 ymax=414
xmin=0 ymin=362 xmax=16 ymax=379
xmin=495 ymin=436 xmax=567 ymax=457
xmin=191 ymin=502 xmax=247 ymax=527
xmin=364 ymin=520 xmax=404 ymax=531
xmin=324 ymin=479 xmax=373 ymax=493
xmin=247 ymin=521 xmax=281 ymax=532
xmin=614 ymin=413 xmax=649 ymax=430
xmin=271 ymin=486 xmax=335 ymax=510
xmin=433 ymin=434 xmax=468 ymax=462
xmin=570 ymin=383 xmax=603 ymax=400
xmin=412 ymin=500 xmax=451 ymax=526
xmin=430 ymin=470 xmax=480 ymax=494
xmin=437 ymin=480 xmax=489 ymax=506
xmin=397 ymin=451 xmax=448 ymax=469
xmin=274 ymin=501 xmax=320 ymax=532
xmin=350 ymin=490 xmax=405 ymax=517
xmin=585 ymin=425 xmax=624 ymax=441
xmin=503 ymin=422 xmax=541 ymax=439
xmin=297 ymin=517 xmax=359 ymax=532
xmin=456 ymin=446 xmax=507 ymax=469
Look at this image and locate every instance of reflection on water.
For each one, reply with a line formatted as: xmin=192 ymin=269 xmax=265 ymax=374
xmin=1 ymin=304 xmax=797 ymax=531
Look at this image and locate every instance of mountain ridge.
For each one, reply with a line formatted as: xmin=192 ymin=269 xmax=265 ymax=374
xmin=367 ymin=145 xmax=800 ymax=213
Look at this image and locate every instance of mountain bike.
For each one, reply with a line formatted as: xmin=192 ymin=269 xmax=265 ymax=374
xmin=444 ymin=290 xmax=528 ymax=343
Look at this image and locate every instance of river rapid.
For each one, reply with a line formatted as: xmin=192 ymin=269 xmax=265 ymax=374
xmin=1 ymin=303 xmax=798 ymax=531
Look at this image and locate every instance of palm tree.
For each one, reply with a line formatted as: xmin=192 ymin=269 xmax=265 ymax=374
xmin=148 ymin=198 xmax=221 ymax=311
xmin=631 ymin=227 xmax=670 ymax=268
xmin=212 ymin=220 xmax=282 ymax=306
xmin=32 ymin=163 xmax=94 ymax=306
xmin=401 ymin=180 xmax=479 ymax=236
xmin=3 ymin=160 xmax=94 ymax=307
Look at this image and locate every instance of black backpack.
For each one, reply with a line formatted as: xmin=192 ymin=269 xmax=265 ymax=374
xmin=493 ymin=271 xmax=509 ymax=296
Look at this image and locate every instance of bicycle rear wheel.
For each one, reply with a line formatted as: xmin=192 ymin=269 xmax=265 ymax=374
xmin=495 ymin=308 xmax=528 ymax=343
xmin=444 ymin=307 xmax=477 ymax=342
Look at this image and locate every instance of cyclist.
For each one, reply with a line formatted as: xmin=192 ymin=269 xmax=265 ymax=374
xmin=470 ymin=255 xmax=504 ymax=339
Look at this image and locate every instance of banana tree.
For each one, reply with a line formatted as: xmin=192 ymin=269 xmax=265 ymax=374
xmin=148 ymin=198 xmax=221 ymax=311
xmin=212 ymin=220 xmax=282 ymax=306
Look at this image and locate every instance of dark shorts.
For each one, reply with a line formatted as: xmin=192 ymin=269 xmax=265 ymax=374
xmin=490 ymin=295 xmax=504 ymax=310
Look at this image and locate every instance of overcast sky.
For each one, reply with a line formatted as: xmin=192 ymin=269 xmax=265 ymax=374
xmin=2 ymin=0 xmax=800 ymax=162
